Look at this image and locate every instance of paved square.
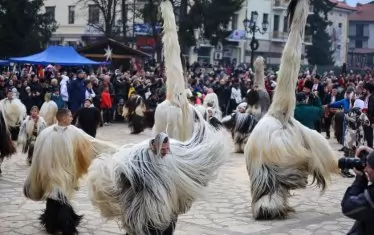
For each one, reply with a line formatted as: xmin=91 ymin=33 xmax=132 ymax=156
xmin=0 ymin=124 xmax=353 ymax=235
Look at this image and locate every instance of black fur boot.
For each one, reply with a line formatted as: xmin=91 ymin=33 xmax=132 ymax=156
xmin=40 ymin=195 xmax=83 ymax=235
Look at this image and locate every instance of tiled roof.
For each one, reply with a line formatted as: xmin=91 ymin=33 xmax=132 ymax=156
xmin=351 ymin=48 xmax=374 ymax=54
xmin=348 ymin=2 xmax=374 ymax=22
xmin=330 ymin=0 xmax=357 ymax=11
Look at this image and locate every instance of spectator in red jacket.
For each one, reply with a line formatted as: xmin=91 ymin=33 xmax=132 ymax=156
xmin=100 ymin=86 xmax=112 ymax=125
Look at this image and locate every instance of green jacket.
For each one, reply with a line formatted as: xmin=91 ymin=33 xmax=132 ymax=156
xmin=294 ymin=97 xmax=323 ymax=130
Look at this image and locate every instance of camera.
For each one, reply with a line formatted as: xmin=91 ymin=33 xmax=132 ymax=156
xmin=338 ymin=150 xmax=370 ymax=171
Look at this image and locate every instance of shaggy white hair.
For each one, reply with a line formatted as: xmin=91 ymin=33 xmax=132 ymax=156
xmin=0 ymin=98 xmax=26 ymax=127
xmin=244 ymin=0 xmax=338 ymax=220
xmin=203 ymin=93 xmax=222 ymax=120
xmin=153 ymin=0 xmax=194 ymax=141
xmin=87 ymin=108 xmax=230 ymax=235
xmin=39 ymin=100 xmax=58 ymax=126
xmin=18 ymin=115 xmax=47 ymax=147
xmin=23 ymin=125 xmax=117 ymax=204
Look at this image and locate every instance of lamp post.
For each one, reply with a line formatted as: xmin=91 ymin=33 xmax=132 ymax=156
xmin=243 ymin=10 xmax=268 ymax=68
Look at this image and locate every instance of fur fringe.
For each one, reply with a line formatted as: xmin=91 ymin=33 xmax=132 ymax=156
xmin=244 ymin=0 xmax=338 ymax=220
xmin=23 ymin=124 xmax=117 ymax=202
xmin=0 ymin=98 xmax=26 ymax=127
xmin=153 ymin=0 xmax=192 ymax=141
xmin=40 ymin=101 xmax=58 ymax=126
xmin=87 ymin=109 xmax=230 ymax=235
xmin=253 ymin=56 xmax=265 ymax=90
xmin=203 ymin=93 xmax=222 ymax=120
xmin=0 ymin=110 xmax=16 ymax=165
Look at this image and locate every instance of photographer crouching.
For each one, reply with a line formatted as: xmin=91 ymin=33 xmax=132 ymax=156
xmin=341 ymin=146 xmax=374 ymax=234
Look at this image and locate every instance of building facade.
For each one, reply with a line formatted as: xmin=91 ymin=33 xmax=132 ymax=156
xmin=189 ymin=0 xmax=313 ymax=66
xmin=327 ymin=0 xmax=356 ymax=66
xmin=348 ymin=2 xmax=374 ymax=68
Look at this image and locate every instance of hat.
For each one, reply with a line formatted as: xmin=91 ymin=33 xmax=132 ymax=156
xmin=303 ymin=80 xmax=313 ymax=90
xmin=332 ymin=84 xmax=339 ymax=90
xmin=314 ymin=74 xmax=321 ymax=80
xmin=77 ymin=69 xmax=85 ymax=74
xmin=296 ymin=92 xmax=307 ymax=102
xmin=85 ymin=98 xmax=92 ymax=103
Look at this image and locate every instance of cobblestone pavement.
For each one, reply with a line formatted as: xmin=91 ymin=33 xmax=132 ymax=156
xmin=0 ymin=124 xmax=354 ymax=235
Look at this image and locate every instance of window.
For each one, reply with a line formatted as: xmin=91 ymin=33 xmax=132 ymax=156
xmin=338 ymin=23 xmax=342 ymax=28
xmin=273 ymin=15 xmax=280 ymax=32
xmin=283 ymin=16 xmax=288 ymax=32
xmin=263 ymin=13 xmax=268 ymax=23
xmin=45 ymin=6 xmax=55 ymax=21
xmin=88 ymin=4 xmax=100 ymax=25
xmin=355 ymin=40 xmax=363 ymax=48
xmin=356 ymin=24 xmax=364 ymax=36
xmin=231 ymin=14 xmax=238 ymax=30
xmin=68 ymin=6 xmax=75 ymax=24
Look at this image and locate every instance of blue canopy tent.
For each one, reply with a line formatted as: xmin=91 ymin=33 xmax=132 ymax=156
xmin=9 ymin=46 xmax=107 ymax=65
xmin=0 ymin=60 xmax=9 ymax=65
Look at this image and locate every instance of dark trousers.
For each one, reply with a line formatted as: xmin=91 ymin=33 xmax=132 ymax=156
xmin=102 ymin=108 xmax=111 ymax=123
xmin=324 ymin=114 xmax=334 ymax=137
xmin=364 ymin=125 xmax=373 ymax=148
xmin=314 ymin=119 xmax=322 ymax=133
xmin=126 ymin=220 xmax=176 ymax=235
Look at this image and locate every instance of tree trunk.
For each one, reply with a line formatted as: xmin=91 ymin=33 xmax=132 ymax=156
xmin=179 ymin=0 xmax=188 ymax=55
xmin=121 ymin=0 xmax=128 ymax=37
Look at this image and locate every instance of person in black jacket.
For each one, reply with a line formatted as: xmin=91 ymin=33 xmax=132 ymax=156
xmin=363 ymin=83 xmax=374 ymax=148
xmin=341 ymin=145 xmax=374 ymax=235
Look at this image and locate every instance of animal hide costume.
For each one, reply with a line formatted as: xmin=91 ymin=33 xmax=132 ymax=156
xmin=0 ymin=110 xmax=17 ymax=174
xmin=244 ymin=0 xmax=338 ymax=220
xmin=0 ymin=97 xmax=27 ymax=140
xmin=23 ymin=124 xmax=117 ymax=235
xmin=40 ymin=99 xmax=58 ymax=126
xmin=203 ymin=92 xmax=222 ymax=120
xmin=246 ymin=56 xmax=270 ymax=120
xmin=18 ymin=115 xmax=47 ymax=165
xmin=153 ymin=1 xmax=195 ymax=141
xmin=87 ymin=107 xmax=229 ymax=235
xmin=222 ymin=111 xmax=257 ymax=153
xmin=123 ymin=95 xmax=147 ymax=134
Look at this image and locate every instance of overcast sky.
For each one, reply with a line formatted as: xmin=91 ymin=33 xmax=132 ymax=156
xmin=345 ymin=0 xmax=372 ymax=6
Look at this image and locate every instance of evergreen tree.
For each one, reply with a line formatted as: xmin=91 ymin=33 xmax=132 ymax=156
xmin=306 ymin=0 xmax=336 ymax=65
xmin=0 ymin=0 xmax=57 ymax=58
xmin=141 ymin=0 xmax=243 ymax=52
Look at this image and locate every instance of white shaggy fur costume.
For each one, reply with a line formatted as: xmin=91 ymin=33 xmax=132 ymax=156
xmin=203 ymin=90 xmax=222 ymax=120
xmin=0 ymin=110 xmax=17 ymax=174
xmin=245 ymin=56 xmax=270 ymax=120
xmin=23 ymin=124 xmax=117 ymax=235
xmin=153 ymin=0 xmax=194 ymax=141
xmin=18 ymin=115 xmax=47 ymax=164
xmin=0 ymin=97 xmax=27 ymax=140
xmin=244 ymin=0 xmax=338 ymax=220
xmin=40 ymin=93 xmax=58 ymax=126
xmin=87 ymin=108 xmax=229 ymax=235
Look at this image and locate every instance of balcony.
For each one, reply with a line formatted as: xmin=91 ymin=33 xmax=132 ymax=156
xmin=273 ymin=0 xmax=287 ymax=10
xmin=271 ymin=31 xmax=312 ymax=44
xmin=271 ymin=31 xmax=288 ymax=42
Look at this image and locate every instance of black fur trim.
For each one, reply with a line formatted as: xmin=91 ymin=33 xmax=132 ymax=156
xmin=40 ymin=194 xmax=83 ymax=235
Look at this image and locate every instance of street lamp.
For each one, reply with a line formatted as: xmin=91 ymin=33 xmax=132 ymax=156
xmin=243 ymin=10 xmax=268 ymax=68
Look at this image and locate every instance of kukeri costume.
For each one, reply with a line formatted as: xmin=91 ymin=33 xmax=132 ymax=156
xmin=123 ymin=95 xmax=146 ymax=134
xmin=23 ymin=124 xmax=117 ymax=235
xmin=87 ymin=107 xmax=229 ymax=235
xmin=0 ymin=97 xmax=27 ymax=140
xmin=18 ymin=115 xmax=47 ymax=165
xmin=0 ymin=110 xmax=17 ymax=174
xmin=39 ymin=93 xmax=58 ymax=126
xmin=153 ymin=0 xmax=195 ymax=141
xmin=244 ymin=0 xmax=338 ymax=220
